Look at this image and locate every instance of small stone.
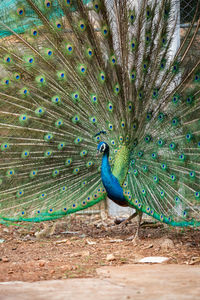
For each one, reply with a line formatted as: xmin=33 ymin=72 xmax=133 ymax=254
xmin=185 ymin=242 xmax=192 ymax=247
xmin=81 ymin=250 xmax=90 ymax=257
xmin=66 ymin=240 xmax=72 ymax=246
xmin=50 ymin=270 xmax=55 ymax=274
xmin=39 ymin=260 xmax=45 ymax=267
xmin=79 ymin=234 xmax=86 ymax=238
xmin=54 ymin=239 xmax=71 ymax=245
xmin=16 ymin=240 xmax=23 ymax=244
xmin=106 ymin=254 xmax=116 ymax=261
xmin=143 ymin=244 xmax=153 ymax=249
xmin=70 ymin=251 xmax=90 ymax=258
xmin=139 ymin=256 xmax=170 ymax=263
xmin=189 ymin=257 xmax=200 ymax=265
xmin=86 ymin=240 xmax=96 ymax=245
xmin=23 ymin=234 xmax=32 ymax=241
xmin=70 ymin=253 xmax=80 ymax=258
xmin=61 ymin=230 xmax=80 ymax=235
xmin=160 ymin=238 xmax=174 ymax=250
xmin=2 ymin=257 xmax=10 ymax=262
xmin=109 ymin=239 xmax=123 ymax=243
xmin=60 ymin=265 xmax=71 ymax=271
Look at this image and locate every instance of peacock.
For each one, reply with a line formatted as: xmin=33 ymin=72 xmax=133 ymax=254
xmin=0 ymin=0 xmax=199 ymax=238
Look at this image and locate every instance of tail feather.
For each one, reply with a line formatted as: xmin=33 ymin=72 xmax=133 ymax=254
xmin=0 ymin=0 xmax=199 ymax=227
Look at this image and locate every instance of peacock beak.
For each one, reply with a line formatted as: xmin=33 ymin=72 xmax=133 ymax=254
xmin=96 ymin=150 xmax=100 ymax=156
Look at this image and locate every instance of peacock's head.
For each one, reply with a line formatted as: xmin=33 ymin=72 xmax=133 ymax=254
xmin=97 ymin=141 xmax=109 ymax=155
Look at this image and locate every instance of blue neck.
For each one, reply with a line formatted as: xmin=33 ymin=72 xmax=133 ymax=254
xmin=101 ymin=151 xmax=111 ymax=179
xmin=100 ymin=150 xmax=125 ymax=204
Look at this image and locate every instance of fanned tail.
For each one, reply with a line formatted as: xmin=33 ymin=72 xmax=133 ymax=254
xmin=0 ymin=0 xmax=199 ymax=227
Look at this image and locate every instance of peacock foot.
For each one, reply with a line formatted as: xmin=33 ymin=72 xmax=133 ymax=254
xmin=114 ymin=217 xmax=127 ymax=225
xmin=126 ymin=233 xmax=140 ymax=244
xmin=115 ymin=211 xmax=138 ymax=227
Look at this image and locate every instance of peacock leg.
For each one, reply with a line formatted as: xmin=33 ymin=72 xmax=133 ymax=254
xmin=134 ymin=211 xmax=143 ymax=239
xmin=126 ymin=211 xmax=143 ymax=242
xmin=125 ymin=211 xmax=139 ymax=224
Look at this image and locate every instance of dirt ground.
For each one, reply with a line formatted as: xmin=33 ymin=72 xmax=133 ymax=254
xmin=0 ymin=215 xmax=200 ymax=282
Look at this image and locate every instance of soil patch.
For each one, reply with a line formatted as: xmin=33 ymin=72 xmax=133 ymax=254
xmin=0 ymin=215 xmax=199 ymax=282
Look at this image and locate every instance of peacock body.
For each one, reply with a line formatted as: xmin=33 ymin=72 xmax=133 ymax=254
xmin=0 ymin=0 xmax=199 ymax=228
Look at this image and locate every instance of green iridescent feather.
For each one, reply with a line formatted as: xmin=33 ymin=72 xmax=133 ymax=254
xmin=0 ymin=0 xmax=199 ymax=228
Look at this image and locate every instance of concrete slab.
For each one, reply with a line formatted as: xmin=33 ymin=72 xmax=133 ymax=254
xmin=97 ymin=264 xmax=200 ymax=300
xmin=0 ymin=264 xmax=200 ymax=300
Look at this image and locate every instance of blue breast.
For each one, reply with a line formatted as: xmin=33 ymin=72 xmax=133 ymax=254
xmin=101 ymin=152 xmax=125 ymax=203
